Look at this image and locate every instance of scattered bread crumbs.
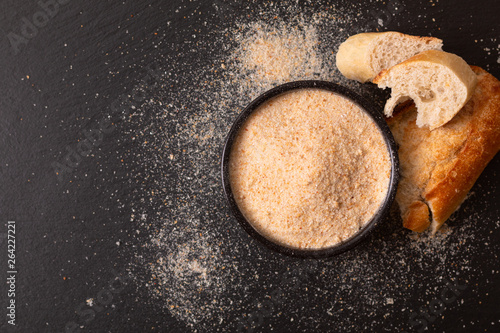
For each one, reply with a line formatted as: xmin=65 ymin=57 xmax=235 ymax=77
xmin=116 ymin=2 xmax=500 ymax=332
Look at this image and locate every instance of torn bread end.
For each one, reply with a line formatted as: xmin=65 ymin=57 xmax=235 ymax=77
xmin=402 ymin=200 xmax=431 ymax=233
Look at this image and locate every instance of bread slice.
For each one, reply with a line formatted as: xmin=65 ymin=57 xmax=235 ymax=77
xmin=387 ymin=66 xmax=500 ymax=233
xmin=336 ymin=32 xmax=443 ymax=83
xmin=374 ymin=50 xmax=478 ymax=130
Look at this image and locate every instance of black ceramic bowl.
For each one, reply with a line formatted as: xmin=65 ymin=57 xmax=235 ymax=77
xmin=221 ymin=80 xmax=399 ymax=258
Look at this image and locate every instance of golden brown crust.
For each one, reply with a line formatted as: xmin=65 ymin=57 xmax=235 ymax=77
xmin=402 ymin=201 xmax=430 ymax=232
xmin=372 ymin=68 xmax=388 ymax=84
xmin=387 ymin=66 xmax=500 ymax=233
xmin=425 ymin=66 xmax=500 ymax=232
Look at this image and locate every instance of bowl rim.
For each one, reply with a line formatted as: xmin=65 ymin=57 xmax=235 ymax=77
xmin=221 ymin=80 xmax=399 ymax=258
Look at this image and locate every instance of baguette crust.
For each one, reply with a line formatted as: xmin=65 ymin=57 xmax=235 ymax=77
xmin=336 ymin=32 xmax=442 ymax=83
xmin=403 ymin=201 xmax=430 ymax=232
xmin=336 ymin=32 xmax=379 ymax=83
xmin=387 ymin=67 xmax=500 ymax=233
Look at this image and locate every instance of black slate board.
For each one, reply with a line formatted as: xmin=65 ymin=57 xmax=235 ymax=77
xmin=1 ymin=0 xmax=499 ymax=332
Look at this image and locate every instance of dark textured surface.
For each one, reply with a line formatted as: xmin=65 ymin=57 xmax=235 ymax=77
xmin=0 ymin=0 xmax=499 ymax=332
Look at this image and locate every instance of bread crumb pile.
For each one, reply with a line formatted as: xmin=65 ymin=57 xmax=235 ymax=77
xmin=230 ymin=89 xmax=390 ymax=249
xmin=147 ymin=231 xmax=229 ymax=323
xmin=234 ymin=22 xmax=324 ymax=91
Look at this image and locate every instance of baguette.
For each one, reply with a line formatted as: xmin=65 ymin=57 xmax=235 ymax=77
xmin=374 ymin=50 xmax=477 ymax=130
xmin=336 ymin=32 xmax=443 ymax=83
xmin=387 ymin=66 xmax=500 ymax=233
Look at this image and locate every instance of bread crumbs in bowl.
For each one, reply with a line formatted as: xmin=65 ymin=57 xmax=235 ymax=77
xmin=221 ymin=81 xmax=399 ymax=258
